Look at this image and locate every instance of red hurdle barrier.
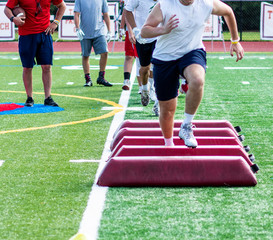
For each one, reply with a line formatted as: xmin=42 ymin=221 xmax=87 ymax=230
xmin=111 ymin=145 xmax=254 ymax=167
xmin=98 ymin=120 xmax=258 ymax=187
xmin=114 ymin=119 xmax=241 ymax=137
xmin=110 ymin=136 xmax=244 ymax=158
xmin=110 ymin=127 xmax=240 ymax=151
xmin=97 ymin=156 xmax=257 ymax=187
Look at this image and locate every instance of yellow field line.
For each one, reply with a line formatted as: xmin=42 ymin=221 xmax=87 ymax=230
xmin=0 ymin=90 xmax=124 ymax=134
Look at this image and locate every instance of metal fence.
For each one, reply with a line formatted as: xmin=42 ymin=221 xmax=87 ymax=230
xmin=223 ymin=0 xmax=273 ymax=41
xmin=1 ymin=0 xmax=272 ymax=41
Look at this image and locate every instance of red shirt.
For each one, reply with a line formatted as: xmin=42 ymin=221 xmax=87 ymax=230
xmin=6 ymin=0 xmax=63 ymax=36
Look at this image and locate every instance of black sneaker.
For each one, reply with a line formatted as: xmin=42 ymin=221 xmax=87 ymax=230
xmin=97 ymin=76 xmax=113 ymax=87
xmin=44 ymin=96 xmax=59 ymax=107
xmin=24 ymin=96 xmax=34 ymax=107
xmin=84 ymin=79 xmax=93 ymax=87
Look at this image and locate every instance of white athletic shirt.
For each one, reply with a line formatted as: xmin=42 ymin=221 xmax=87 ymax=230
xmin=125 ymin=0 xmax=158 ymax=43
xmin=152 ymin=0 xmax=213 ymax=61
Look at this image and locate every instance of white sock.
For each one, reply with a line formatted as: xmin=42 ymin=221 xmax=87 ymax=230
xmin=164 ymin=137 xmax=174 ymax=146
xmin=142 ymin=84 xmax=148 ymax=91
xmin=183 ymin=112 xmax=194 ymax=125
xmin=148 ymin=77 xmax=154 ymax=85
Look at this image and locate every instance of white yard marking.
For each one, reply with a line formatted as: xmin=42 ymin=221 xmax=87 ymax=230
xmin=66 ymin=82 xmax=74 ymax=85
xmin=101 ymin=106 xmax=143 ymax=111
xmin=224 ymin=67 xmax=272 ymax=70
xmin=8 ymin=82 xmax=18 ymax=85
xmin=70 ymin=62 xmax=137 ymax=240
xmin=242 ymin=81 xmax=250 ymax=85
xmin=69 ymin=160 xmax=100 ymax=163
xmin=0 ymin=160 xmax=4 ymax=167
xmin=62 ymin=65 xmax=119 ymax=70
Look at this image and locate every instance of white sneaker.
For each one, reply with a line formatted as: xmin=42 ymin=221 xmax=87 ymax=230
xmin=122 ymin=80 xmax=130 ymax=90
xmin=152 ymin=100 xmax=159 ymax=116
xmin=178 ymin=123 xmax=198 ymax=148
xmin=141 ymin=89 xmax=150 ymax=106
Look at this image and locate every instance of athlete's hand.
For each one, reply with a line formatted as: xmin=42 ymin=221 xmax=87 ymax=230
xmin=230 ymin=42 xmax=244 ymax=62
xmin=106 ymin=31 xmax=111 ymax=42
xmin=119 ymin=28 xmax=125 ymax=41
xmin=133 ymin=27 xmax=147 ymax=44
xmin=13 ymin=16 xmax=25 ymax=26
xmin=45 ymin=22 xmax=58 ymax=35
xmin=76 ymin=28 xmax=85 ymax=41
xmin=163 ymin=14 xmax=179 ymax=34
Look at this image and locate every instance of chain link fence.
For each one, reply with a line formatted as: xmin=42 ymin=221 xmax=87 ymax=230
xmin=1 ymin=0 xmax=273 ymax=41
xmin=223 ymin=0 xmax=273 ymax=41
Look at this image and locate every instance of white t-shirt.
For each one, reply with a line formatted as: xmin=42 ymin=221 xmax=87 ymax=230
xmin=153 ymin=0 xmax=213 ymax=61
xmin=125 ymin=0 xmax=158 ymax=43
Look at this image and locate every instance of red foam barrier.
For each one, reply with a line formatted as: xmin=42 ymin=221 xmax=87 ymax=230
xmin=110 ymin=127 xmax=239 ymax=151
xmin=97 ymin=156 xmax=257 ymax=187
xmin=112 ymin=145 xmax=254 ymax=166
xmin=110 ymin=136 xmax=243 ymax=160
xmin=114 ymin=120 xmax=240 ymax=137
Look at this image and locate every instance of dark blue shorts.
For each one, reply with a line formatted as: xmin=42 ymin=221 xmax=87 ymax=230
xmin=136 ymin=40 xmax=156 ymax=67
xmin=152 ymin=48 xmax=207 ymax=101
xmin=19 ymin=32 xmax=53 ymax=68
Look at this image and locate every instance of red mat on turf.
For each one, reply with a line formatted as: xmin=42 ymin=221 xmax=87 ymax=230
xmin=0 ymin=103 xmax=24 ymax=112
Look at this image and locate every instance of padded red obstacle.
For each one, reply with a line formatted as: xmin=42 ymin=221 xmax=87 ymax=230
xmin=114 ymin=119 xmax=242 ymax=137
xmin=110 ymin=127 xmax=242 ymax=151
xmin=98 ymin=120 xmax=259 ymax=187
xmin=97 ymin=156 xmax=257 ymax=187
xmin=111 ymin=136 xmax=246 ymax=157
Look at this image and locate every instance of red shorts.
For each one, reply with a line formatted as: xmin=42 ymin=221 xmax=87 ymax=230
xmin=125 ymin=31 xmax=138 ymax=57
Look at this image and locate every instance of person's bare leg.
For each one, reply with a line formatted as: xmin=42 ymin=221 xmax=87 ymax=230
xmin=140 ymin=65 xmax=150 ymax=106
xmin=82 ymin=56 xmax=90 ymax=75
xmin=159 ymin=98 xmax=177 ymax=145
xmin=183 ymin=64 xmax=205 ymax=115
xmin=41 ymin=65 xmax=52 ymax=99
xmin=139 ymin=65 xmax=150 ymax=86
xmin=124 ymin=55 xmax=134 ymax=73
xmin=23 ymin=67 xmax=33 ymax=98
xmin=99 ymin=52 xmax=108 ymax=72
xmin=179 ymin=64 xmax=205 ymax=148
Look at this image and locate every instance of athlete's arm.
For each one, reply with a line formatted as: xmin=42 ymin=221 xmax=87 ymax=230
xmin=212 ymin=0 xmax=244 ymax=61
xmin=141 ymin=3 xmax=179 ymax=38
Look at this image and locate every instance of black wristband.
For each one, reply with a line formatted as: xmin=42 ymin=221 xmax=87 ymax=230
xmin=10 ymin=16 xmax=14 ymax=22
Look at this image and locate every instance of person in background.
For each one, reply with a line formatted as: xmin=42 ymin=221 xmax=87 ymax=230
xmin=141 ymin=0 xmax=244 ymax=147
xmin=74 ymin=0 xmax=112 ymax=87
xmin=124 ymin=0 xmax=158 ymax=106
xmin=4 ymin=0 xmax=66 ymax=107
xmin=119 ymin=0 xmax=141 ymax=91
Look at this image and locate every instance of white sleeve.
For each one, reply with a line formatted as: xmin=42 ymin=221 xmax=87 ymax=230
xmin=124 ymin=0 xmax=139 ymax=12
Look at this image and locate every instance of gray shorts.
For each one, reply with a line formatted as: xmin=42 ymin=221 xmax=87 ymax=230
xmin=80 ymin=35 xmax=108 ymax=56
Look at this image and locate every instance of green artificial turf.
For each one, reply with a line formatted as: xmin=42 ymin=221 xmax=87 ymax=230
xmin=0 ymin=52 xmax=272 ymax=239
xmin=100 ymin=53 xmax=273 ymax=240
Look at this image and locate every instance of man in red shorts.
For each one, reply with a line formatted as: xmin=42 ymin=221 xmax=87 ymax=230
xmin=4 ymin=0 xmax=66 ymax=107
xmin=119 ymin=0 xmax=141 ymax=91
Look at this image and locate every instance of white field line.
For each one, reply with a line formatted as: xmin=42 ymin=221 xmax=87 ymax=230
xmin=224 ymin=67 xmax=272 ymax=70
xmin=0 ymin=160 xmax=4 ymax=167
xmin=69 ymin=160 xmax=100 ymax=163
xmin=101 ymin=106 xmax=143 ymax=111
xmin=70 ymin=62 xmax=136 ymax=240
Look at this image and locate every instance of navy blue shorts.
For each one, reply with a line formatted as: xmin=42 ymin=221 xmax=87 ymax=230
xmin=19 ymin=32 xmax=53 ymax=68
xmin=152 ymin=48 xmax=206 ymax=101
xmin=136 ymin=40 xmax=156 ymax=67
